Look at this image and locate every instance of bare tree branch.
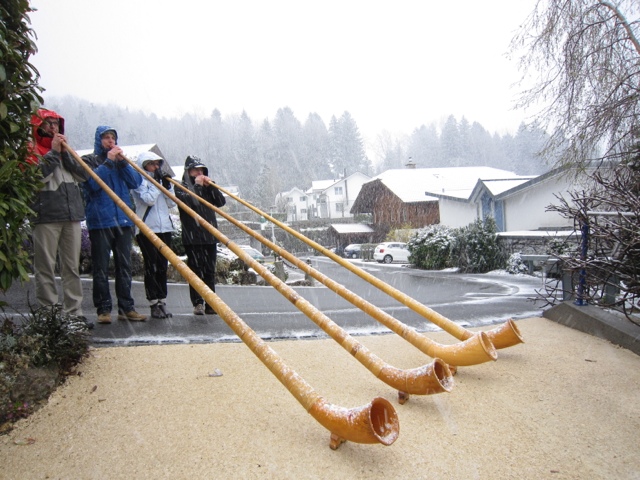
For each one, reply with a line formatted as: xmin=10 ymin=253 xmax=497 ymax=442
xmin=511 ymin=0 xmax=640 ymax=171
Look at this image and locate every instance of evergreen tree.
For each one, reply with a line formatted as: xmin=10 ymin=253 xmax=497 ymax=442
xmin=302 ymin=113 xmax=332 ymax=183
xmin=440 ymin=115 xmax=463 ymax=166
xmin=458 ymin=117 xmax=472 ymax=166
xmin=407 ymin=124 xmax=439 ymax=168
xmin=231 ymin=110 xmax=258 ymax=195
xmin=273 ymin=107 xmax=304 ymax=190
xmin=252 ymin=119 xmax=281 ymax=209
xmin=513 ymin=122 xmax=551 ymax=175
xmin=467 ymin=122 xmax=493 ymax=167
xmin=329 ymin=111 xmax=369 ymax=177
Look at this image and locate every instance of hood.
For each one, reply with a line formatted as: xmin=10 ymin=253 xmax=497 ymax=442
xmin=136 ymin=151 xmax=164 ymax=170
xmin=31 ymin=109 xmax=65 ymax=155
xmin=93 ymin=125 xmax=118 ymax=156
xmin=183 ymin=155 xmax=208 ymax=180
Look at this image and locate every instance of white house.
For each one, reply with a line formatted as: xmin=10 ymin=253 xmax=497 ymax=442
xmin=306 ymin=172 xmax=371 ymax=220
xmin=466 ymin=168 xmax=575 ymax=231
xmin=275 ymin=187 xmax=310 ymax=222
xmin=353 ymin=165 xmax=577 ymax=232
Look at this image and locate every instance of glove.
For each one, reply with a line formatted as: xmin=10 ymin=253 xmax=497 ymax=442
xmin=162 ymin=175 xmax=172 ymax=189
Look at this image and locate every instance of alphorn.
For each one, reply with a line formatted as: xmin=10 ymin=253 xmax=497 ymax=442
xmin=63 ymin=142 xmax=398 ymax=449
xmin=125 ymin=157 xmax=454 ymax=402
xmin=212 ymin=184 xmax=523 ymax=350
xmin=165 ymin=176 xmax=496 ymax=367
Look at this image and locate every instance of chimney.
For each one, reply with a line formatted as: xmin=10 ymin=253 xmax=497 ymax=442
xmin=405 ymin=157 xmax=416 ymax=169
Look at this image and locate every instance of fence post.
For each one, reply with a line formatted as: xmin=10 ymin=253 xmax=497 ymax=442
xmin=575 ymin=221 xmax=589 ymax=306
xmin=603 ymin=274 xmax=619 ymax=304
xmin=561 ymin=266 xmax=574 ymax=301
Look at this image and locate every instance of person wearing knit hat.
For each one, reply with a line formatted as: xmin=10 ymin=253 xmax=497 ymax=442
xmin=29 ymin=108 xmax=91 ymax=329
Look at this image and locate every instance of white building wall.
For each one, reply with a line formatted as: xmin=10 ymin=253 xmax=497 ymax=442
xmin=503 ymin=176 xmax=573 ymax=231
xmin=276 ymin=187 xmax=309 ymax=222
xmin=318 ymin=172 xmax=371 ymax=219
xmin=438 ymin=198 xmax=478 ymax=228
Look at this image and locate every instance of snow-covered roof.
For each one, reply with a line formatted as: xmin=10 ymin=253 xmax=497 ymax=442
xmin=496 ymin=230 xmax=578 ymax=238
xmin=75 ymin=143 xmax=177 ymax=177
xmin=76 ymin=143 xmax=157 ymax=160
xmin=480 ymin=178 xmax=536 ymax=196
xmin=330 ymin=223 xmax=374 ymax=234
xmin=372 ymin=167 xmax=531 ymax=202
xmin=307 ymin=179 xmax=338 ymax=194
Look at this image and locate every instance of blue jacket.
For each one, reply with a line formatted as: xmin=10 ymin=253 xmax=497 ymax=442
xmin=81 ymin=126 xmax=142 ymax=230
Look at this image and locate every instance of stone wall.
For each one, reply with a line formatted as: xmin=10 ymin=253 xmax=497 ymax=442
xmin=497 ymin=231 xmax=580 ymax=256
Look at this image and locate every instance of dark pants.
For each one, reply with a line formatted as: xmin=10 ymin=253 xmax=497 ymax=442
xmin=89 ymin=226 xmax=135 ymax=314
xmin=137 ymin=232 xmax=172 ymax=302
xmin=184 ymin=244 xmax=217 ymax=306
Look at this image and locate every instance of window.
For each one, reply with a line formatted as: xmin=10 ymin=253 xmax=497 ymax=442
xmin=335 ymin=203 xmax=344 ymax=212
xmin=300 ymin=196 xmax=306 ymax=202
xmin=334 ymin=186 xmax=343 ymax=195
xmin=301 ymin=209 xmax=307 ymax=214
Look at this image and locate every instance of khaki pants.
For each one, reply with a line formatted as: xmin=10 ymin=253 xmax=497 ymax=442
xmin=33 ymin=222 xmax=83 ymax=315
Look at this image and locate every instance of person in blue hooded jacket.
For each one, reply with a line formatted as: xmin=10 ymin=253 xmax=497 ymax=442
xmin=81 ymin=126 xmax=146 ymax=324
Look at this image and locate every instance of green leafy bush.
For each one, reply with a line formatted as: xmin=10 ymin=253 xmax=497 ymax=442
xmin=408 ymin=225 xmax=456 ymax=270
xmin=0 ymin=1 xmax=44 ymax=291
xmin=506 ymin=252 xmax=530 ymax=275
xmin=0 ymin=305 xmax=91 ymax=428
xmin=451 ymin=218 xmax=505 ymax=273
xmin=409 ymin=218 xmax=506 ymax=273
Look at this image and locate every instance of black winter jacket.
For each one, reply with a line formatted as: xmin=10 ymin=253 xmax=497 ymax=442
xmin=175 ymin=157 xmax=226 ymax=246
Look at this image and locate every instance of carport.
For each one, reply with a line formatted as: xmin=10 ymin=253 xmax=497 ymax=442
xmin=328 ymin=223 xmax=376 ymax=253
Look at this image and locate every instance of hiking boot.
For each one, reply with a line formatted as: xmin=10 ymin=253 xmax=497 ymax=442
xmin=159 ymin=303 xmax=173 ymax=318
xmin=150 ymin=303 xmax=166 ymax=319
xmin=118 ymin=310 xmax=147 ymax=322
xmin=97 ymin=312 xmax=112 ymax=324
xmin=193 ymin=304 xmax=205 ymax=315
xmin=204 ymin=305 xmax=217 ymax=315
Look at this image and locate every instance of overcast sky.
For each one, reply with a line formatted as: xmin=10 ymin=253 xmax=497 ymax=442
xmin=29 ymin=0 xmax=536 ymax=145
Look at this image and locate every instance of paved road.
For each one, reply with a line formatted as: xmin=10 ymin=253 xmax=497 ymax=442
xmin=2 ymin=258 xmax=547 ymax=346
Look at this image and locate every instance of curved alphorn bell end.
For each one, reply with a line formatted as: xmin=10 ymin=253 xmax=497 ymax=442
xmin=309 ymin=396 xmax=399 ymax=449
xmin=396 ymin=358 xmax=454 ymax=404
xmin=484 ymin=319 xmax=524 ymax=349
xmin=433 ymin=331 xmax=498 ymax=367
xmin=63 ymin=143 xmax=399 ymax=449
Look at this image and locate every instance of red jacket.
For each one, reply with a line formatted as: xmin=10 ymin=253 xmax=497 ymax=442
xmin=28 ymin=108 xmax=87 ymax=224
xmin=28 ymin=108 xmax=66 ymax=164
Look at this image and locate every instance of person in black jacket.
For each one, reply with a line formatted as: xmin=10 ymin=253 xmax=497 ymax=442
xmin=175 ymin=155 xmax=226 ymax=315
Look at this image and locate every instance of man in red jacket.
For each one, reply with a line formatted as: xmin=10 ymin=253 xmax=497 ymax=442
xmin=30 ymin=108 xmax=92 ymax=329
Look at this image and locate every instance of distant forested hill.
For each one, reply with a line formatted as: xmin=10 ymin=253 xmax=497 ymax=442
xmin=43 ymin=95 xmax=554 ymax=210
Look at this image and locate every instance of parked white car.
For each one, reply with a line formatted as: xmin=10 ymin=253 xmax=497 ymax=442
xmin=238 ymin=245 xmax=266 ymax=263
xmin=373 ymin=242 xmax=410 ymax=264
